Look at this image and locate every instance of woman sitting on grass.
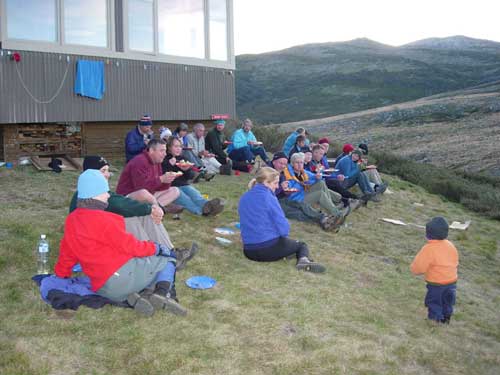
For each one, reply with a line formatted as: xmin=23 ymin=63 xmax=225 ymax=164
xmin=238 ymin=167 xmax=325 ymax=273
xmin=162 ymin=137 xmax=224 ymax=216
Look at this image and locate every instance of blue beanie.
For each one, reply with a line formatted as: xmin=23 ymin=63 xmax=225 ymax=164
xmin=214 ymin=120 xmax=226 ymax=125
xmin=139 ymin=114 xmax=153 ymax=126
xmin=77 ymin=170 xmax=109 ymax=199
xmin=426 ymin=217 xmax=449 ymax=240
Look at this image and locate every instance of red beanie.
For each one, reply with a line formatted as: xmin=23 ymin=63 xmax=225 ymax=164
xmin=318 ymin=137 xmax=329 ymax=144
xmin=342 ymin=144 xmax=355 ymax=153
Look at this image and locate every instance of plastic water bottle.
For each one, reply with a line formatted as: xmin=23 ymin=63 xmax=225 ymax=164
xmin=37 ymin=234 xmax=50 ymax=274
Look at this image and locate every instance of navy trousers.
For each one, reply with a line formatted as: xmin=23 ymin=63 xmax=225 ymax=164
xmin=425 ymin=283 xmax=457 ymax=321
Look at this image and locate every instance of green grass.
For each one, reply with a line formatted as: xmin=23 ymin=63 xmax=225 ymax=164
xmin=0 ymin=164 xmax=499 ymax=374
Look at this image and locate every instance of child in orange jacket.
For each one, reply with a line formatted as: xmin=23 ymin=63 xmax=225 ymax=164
xmin=411 ymin=217 xmax=459 ymax=324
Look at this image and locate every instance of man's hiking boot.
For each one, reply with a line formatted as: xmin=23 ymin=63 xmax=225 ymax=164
xmin=204 ymin=173 xmax=216 ymax=181
xmin=174 ymin=242 xmax=199 ymax=271
xmin=148 ymin=282 xmax=187 ymax=316
xmin=127 ymin=292 xmax=155 ymax=317
xmin=375 ymin=182 xmax=388 ymax=195
xmin=202 ymin=198 xmax=224 ymax=216
xmin=163 ymin=203 xmax=184 ymax=214
xmin=296 ymin=258 xmax=326 ymax=273
xmin=319 ymin=214 xmax=335 ymax=231
xmin=348 ymin=198 xmax=362 ymax=211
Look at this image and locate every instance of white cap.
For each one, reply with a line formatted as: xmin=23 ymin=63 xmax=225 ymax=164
xmin=41 ymin=234 xmax=46 ymax=239
xmin=160 ymin=128 xmax=172 ymax=139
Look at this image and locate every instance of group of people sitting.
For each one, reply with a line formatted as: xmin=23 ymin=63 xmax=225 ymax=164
xmin=52 ymin=117 xmax=390 ymax=317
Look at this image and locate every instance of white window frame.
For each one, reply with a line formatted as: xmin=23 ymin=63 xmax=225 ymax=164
xmin=0 ymin=0 xmax=115 ymax=55
xmin=0 ymin=0 xmax=235 ymax=69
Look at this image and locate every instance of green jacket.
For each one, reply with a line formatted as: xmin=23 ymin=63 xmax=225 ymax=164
xmin=205 ymin=127 xmax=227 ymax=160
xmin=69 ymin=191 xmax=152 ymax=217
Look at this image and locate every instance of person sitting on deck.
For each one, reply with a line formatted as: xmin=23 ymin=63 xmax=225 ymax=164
xmin=238 ymin=167 xmax=326 ymax=273
xmin=116 ymin=139 xmax=184 ymax=214
xmin=124 ymin=114 xmax=154 ymax=163
xmin=55 ymin=169 xmax=187 ymax=317
xmin=205 ymin=119 xmax=233 ymax=175
xmin=186 ymin=122 xmax=220 ymax=177
xmin=162 ymin=137 xmax=224 ymax=216
xmin=227 ymin=118 xmax=270 ymax=171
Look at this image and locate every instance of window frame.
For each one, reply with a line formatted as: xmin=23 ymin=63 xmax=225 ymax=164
xmin=0 ymin=0 xmax=234 ymax=69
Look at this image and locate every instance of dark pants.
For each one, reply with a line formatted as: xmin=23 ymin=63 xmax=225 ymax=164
xmin=244 ymin=237 xmax=309 ymax=262
xmin=325 ymin=178 xmax=359 ymax=205
xmin=425 ymin=283 xmax=457 ymax=321
xmin=279 ymin=199 xmax=323 ymax=223
xmin=229 ymin=146 xmax=269 ymax=162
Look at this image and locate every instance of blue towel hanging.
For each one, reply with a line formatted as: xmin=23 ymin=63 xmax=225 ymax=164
xmin=74 ymin=60 xmax=105 ymax=100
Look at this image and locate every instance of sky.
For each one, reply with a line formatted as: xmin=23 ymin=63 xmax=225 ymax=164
xmin=233 ymin=0 xmax=500 ymax=55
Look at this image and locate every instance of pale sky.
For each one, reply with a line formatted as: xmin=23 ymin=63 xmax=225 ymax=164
xmin=234 ymin=0 xmax=500 ymax=55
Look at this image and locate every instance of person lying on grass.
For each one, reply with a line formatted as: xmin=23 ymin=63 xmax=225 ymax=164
xmin=267 ymin=152 xmax=341 ymax=231
xmin=411 ymin=217 xmax=459 ymax=324
xmin=283 ymin=152 xmax=349 ymax=226
xmin=55 ymin=169 xmax=187 ymax=317
xmin=69 ymin=155 xmax=197 ymax=271
xmin=162 ymin=137 xmax=224 ymax=216
xmin=238 ymin=167 xmax=325 ymax=273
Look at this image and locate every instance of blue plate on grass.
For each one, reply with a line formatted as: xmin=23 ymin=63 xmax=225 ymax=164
xmin=185 ymin=276 xmax=217 ymax=289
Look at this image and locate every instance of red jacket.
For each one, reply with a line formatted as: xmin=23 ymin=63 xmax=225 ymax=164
xmin=54 ymin=208 xmax=156 ymax=291
xmin=116 ymin=151 xmax=171 ymax=196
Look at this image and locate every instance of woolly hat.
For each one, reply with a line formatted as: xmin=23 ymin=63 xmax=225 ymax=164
xmin=139 ymin=114 xmax=153 ymax=126
xmin=83 ymin=155 xmax=109 ymax=171
xmin=160 ymin=128 xmax=172 ymax=140
xmin=77 ymin=169 xmax=109 ymax=199
xmin=318 ymin=137 xmax=330 ymax=144
xmin=358 ymin=143 xmax=369 ymax=155
xmin=272 ymin=151 xmax=288 ymax=162
xmin=214 ymin=120 xmax=226 ymax=126
xmin=342 ymin=144 xmax=355 ymax=153
xmin=426 ymin=217 xmax=449 ymax=240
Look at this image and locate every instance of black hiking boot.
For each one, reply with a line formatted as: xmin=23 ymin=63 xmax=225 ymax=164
xmin=173 ymin=242 xmax=199 ymax=271
xmin=296 ymin=258 xmax=326 ymax=273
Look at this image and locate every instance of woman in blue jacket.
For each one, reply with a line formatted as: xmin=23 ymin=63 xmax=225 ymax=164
xmin=238 ymin=167 xmax=325 ymax=273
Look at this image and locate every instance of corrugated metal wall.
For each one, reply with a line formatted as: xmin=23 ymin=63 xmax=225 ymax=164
xmin=0 ymin=50 xmax=236 ymax=124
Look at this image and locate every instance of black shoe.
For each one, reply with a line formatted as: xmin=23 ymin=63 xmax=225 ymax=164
xmin=193 ymin=170 xmax=206 ymax=184
xmin=127 ymin=292 xmax=155 ymax=317
xmin=375 ymin=183 xmax=388 ymax=195
xmin=296 ymin=258 xmax=326 ymax=273
xmin=204 ymin=173 xmax=216 ymax=181
xmin=202 ymin=198 xmax=224 ymax=216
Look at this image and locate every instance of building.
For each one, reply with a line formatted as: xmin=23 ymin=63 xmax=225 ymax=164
xmin=0 ymin=0 xmax=235 ymax=161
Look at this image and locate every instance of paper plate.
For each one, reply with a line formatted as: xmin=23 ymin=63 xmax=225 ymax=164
xmin=215 ymin=236 xmax=233 ymax=245
xmin=215 ymin=227 xmax=236 ymax=235
xmin=186 ymin=275 xmax=217 ymax=289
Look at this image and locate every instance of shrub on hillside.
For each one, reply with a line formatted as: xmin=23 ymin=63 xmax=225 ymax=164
xmin=374 ymin=151 xmax=500 ymax=220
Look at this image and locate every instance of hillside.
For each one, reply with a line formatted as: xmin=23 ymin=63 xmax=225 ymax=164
xmin=1 ymin=165 xmax=499 ymax=374
xmin=236 ymin=36 xmax=500 ymax=123
xmin=273 ymin=81 xmax=500 ymax=177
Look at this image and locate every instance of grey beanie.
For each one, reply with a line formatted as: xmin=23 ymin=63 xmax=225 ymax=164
xmin=426 ymin=217 xmax=449 ymax=240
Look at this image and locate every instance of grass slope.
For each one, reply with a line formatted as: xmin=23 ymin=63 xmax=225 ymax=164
xmin=0 ymin=164 xmax=499 ymax=375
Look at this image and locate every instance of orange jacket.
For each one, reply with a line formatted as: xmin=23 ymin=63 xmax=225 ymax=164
xmin=410 ymin=240 xmax=459 ymax=285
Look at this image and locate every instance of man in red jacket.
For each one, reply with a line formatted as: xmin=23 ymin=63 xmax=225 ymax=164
xmin=55 ymin=169 xmax=186 ymax=317
xmin=116 ymin=139 xmax=182 ymax=214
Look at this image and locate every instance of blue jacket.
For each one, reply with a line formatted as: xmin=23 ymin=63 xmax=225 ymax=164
xmin=283 ymin=132 xmax=298 ymax=156
xmin=227 ymin=128 xmax=257 ymax=153
xmin=335 ymin=155 xmax=359 ymax=179
xmin=283 ymin=164 xmax=318 ymax=202
xmin=125 ymin=127 xmax=147 ymax=162
xmin=238 ymin=183 xmax=290 ymax=246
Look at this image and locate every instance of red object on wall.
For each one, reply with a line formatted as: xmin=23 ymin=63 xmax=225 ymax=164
xmin=211 ymin=114 xmax=230 ymax=120
xmin=11 ymin=52 xmax=21 ymax=62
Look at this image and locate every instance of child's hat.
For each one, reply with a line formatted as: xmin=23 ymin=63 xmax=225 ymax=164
xmin=426 ymin=216 xmax=449 ymax=240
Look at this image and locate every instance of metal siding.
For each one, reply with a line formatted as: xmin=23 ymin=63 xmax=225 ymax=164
xmin=0 ymin=50 xmax=236 ymax=124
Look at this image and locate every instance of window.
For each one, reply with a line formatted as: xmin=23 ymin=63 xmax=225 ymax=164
xmin=128 ymin=0 xmax=154 ymax=52
xmin=158 ymin=0 xmax=205 ymax=58
xmin=6 ymin=0 xmax=57 ymax=42
xmin=209 ymin=0 xmax=227 ymax=61
xmin=64 ymin=0 xmax=109 ymax=47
